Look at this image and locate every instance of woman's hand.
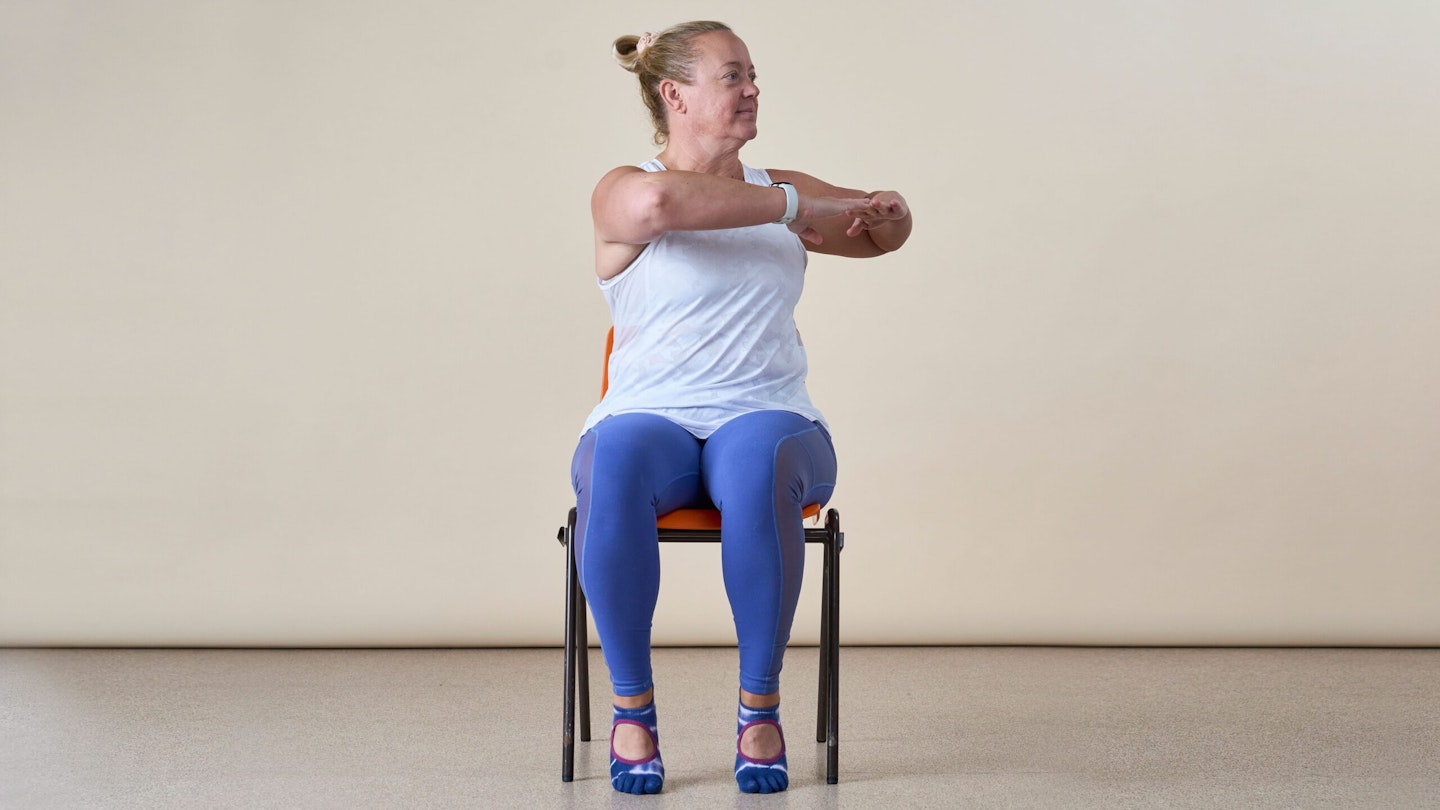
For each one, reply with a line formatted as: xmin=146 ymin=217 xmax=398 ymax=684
xmin=764 ymin=170 xmax=912 ymax=257
xmin=787 ymin=194 xmax=874 ymax=245
xmin=843 ymin=191 xmax=910 ymax=238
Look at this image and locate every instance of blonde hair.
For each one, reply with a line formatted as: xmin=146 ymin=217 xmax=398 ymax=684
xmin=613 ymin=21 xmax=733 ymax=146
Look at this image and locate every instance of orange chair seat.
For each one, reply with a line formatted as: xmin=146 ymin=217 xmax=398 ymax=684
xmin=656 ymin=503 xmax=821 ymax=531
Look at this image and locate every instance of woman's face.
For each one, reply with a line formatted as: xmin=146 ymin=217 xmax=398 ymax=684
xmin=676 ymin=31 xmax=760 ymax=144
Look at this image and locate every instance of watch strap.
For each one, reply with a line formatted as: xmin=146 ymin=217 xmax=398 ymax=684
xmin=771 ymin=182 xmax=798 ymax=225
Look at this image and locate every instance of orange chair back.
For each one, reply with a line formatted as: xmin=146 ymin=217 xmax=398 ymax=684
xmin=601 ymin=327 xmax=614 ymax=399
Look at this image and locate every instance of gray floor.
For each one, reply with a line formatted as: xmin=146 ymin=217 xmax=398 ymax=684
xmin=2 ymin=647 xmax=1438 ymax=809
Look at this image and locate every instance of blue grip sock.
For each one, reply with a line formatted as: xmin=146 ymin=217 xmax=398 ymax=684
xmin=610 ymin=701 xmax=664 ymax=795
xmin=735 ymin=701 xmax=788 ymax=794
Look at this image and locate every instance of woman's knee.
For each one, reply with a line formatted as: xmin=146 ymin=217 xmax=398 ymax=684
xmin=702 ymin=411 xmax=837 ymax=508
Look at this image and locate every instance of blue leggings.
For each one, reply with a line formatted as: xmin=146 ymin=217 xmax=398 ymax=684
xmin=571 ymin=410 xmax=838 ymax=697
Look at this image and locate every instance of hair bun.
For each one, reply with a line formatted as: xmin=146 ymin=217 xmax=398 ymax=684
xmin=612 ymin=34 xmax=642 ymax=73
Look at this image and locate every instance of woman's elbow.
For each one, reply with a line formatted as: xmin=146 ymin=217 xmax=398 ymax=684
xmin=628 ymin=175 xmax=674 ymax=240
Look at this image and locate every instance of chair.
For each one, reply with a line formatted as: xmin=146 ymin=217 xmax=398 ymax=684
xmin=559 ymin=328 xmax=845 ymax=784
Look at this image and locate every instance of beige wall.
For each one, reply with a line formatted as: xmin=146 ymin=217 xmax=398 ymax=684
xmin=3 ymin=1 xmax=1437 ymax=646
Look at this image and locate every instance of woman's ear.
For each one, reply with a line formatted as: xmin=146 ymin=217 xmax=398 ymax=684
xmin=659 ymin=79 xmax=685 ymax=114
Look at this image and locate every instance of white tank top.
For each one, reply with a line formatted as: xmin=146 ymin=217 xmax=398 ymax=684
xmin=582 ymin=160 xmax=827 ymax=439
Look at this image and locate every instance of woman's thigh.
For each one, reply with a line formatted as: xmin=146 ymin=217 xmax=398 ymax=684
xmin=572 ymin=412 xmax=706 ymax=520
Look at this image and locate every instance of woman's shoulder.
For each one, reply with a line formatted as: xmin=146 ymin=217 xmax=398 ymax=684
xmin=594 ymin=159 xmax=665 ymax=192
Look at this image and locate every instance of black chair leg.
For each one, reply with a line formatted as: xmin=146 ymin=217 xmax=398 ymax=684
xmin=825 ymin=509 xmax=842 ymax=784
xmin=816 ymin=549 xmax=831 ymax=744
xmin=561 ymin=508 xmax=578 ymax=782
xmin=577 ymin=587 xmax=591 ymax=742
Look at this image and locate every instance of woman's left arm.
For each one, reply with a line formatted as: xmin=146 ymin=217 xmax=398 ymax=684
xmin=768 ymin=170 xmax=913 ymax=258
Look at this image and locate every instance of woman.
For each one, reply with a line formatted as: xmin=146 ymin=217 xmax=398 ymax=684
xmin=571 ymin=20 xmax=912 ymax=795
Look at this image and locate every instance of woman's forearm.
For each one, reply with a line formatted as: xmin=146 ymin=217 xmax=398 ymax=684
xmin=635 ymin=170 xmax=788 ymax=234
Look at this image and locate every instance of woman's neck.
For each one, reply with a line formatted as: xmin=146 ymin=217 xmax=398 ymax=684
xmin=656 ymin=140 xmax=744 ymax=180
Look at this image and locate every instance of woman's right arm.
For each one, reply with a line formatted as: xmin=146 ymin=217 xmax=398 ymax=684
xmin=591 ymin=167 xmax=870 ymax=280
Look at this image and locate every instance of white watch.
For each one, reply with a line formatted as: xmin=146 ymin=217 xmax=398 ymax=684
xmin=771 ymin=182 xmax=798 ymax=225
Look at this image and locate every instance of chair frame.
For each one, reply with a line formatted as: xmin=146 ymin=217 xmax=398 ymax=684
xmin=558 ymin=505 xmax=845 ymax=784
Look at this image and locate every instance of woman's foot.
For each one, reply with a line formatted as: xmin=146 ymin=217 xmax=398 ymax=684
xmin=735 ymin=700 xmax=788 ymax=793
xmin=610 ymin=700 xmax=664 ymax=794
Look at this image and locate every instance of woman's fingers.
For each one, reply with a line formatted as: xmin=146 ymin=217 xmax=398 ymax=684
xmin=873 ymin=195 xmax=908 ymax=220
xmin=792 ymin=195 xmax=902 ymax=240
xmin=787 ymin=217 xmax=826 ymax=243
xmin=844 ymin=198 xmax=908 ymax=234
